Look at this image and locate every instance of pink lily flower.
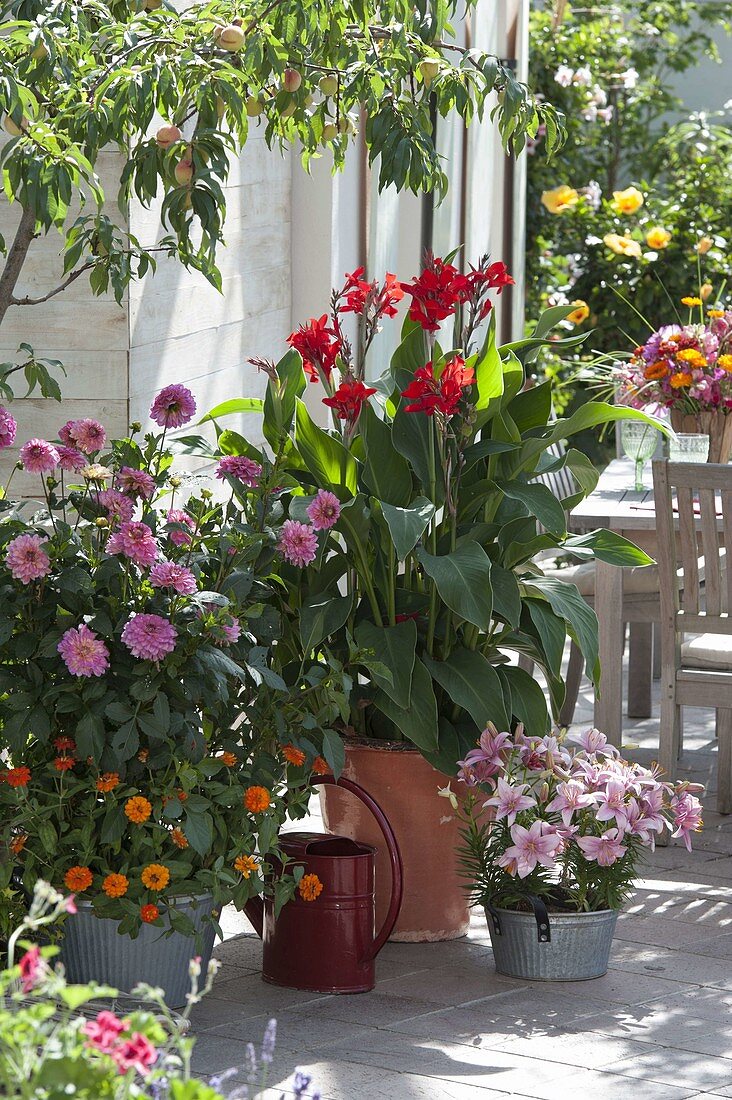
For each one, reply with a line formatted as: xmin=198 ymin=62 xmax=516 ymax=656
xmin=595 ymin=779 xmax=630 ymax=829
xmin=546 ymin=780 xmax=595 ymax=826
xmin=484 ymin=777 xmax=535 ymax=826
xmin=577 ymin=828 xmax=627 ymax=866
xmin=502 ymin=820 xmax=563 ymax=878
xmin=671 ymin=791 xmax=703 ymax=852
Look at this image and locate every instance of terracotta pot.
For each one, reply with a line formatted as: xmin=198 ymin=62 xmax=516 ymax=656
xmin=670 ymin=408 xmax=732 ymax=464
xmin=320 ymin=742 xmax=470 ymax=942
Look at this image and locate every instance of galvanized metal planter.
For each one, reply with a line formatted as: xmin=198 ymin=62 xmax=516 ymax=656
xmin=60 ymin=896 xmax=217 ymax=1008
xmin=485 ymin=905 xmax=618 ymax=981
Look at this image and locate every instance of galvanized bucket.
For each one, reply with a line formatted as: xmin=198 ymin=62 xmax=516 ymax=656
xmin=485 ymin=905 xmax=618 ymax=981
xmin=60 ymin=895 xmax=217 ymax=1008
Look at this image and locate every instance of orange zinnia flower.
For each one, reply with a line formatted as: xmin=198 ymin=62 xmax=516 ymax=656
xmin=125 ymin=796 xmax=153 ymax=824
xmin=708 ymin=309 xmax=725 ymax=319
xmin=170 ymin=827 xmax=189 ymax=849
xmin=676 ymin=348 xmax=706 ymax=368
xmin=176 ymin=789 xmax=188 ymax=802
xmin=103 ymin=872 xmax=129 ymax=898
xmin=220 ymin=751 xmax=238 ymax=767
xmin=53 ymin=736 xmax=76 ymax=753
xmin=311 ymin=756 xmax=330 ymax=775
xmin=244 ymin=786 xmax=271 ymax=813
xmin=4 ymin=766 xmax=31 ymax=788
xmin=718 ymin=354 xmax=732 ymax=373
xmin=298 ymin=873 xmax=324 ymax=902
xmin=670 ymin=371 xmax=693 ymax=389
xmin=644 ymin=361 xmax=668 ymax=381
xmin=140 ymin=903 xmax=160 ymax=923
xmin=281 ymin=744 xmax=306 ymax=767
xmin=234 ymin=854 xmax=258 ymax=878
xmin=64 ymin=865 xmax=93 ymax=892
xmin=54 ymin=756 xmax=76 ymax=772
xmin=96 ymin=772 xmax=120 ymax=793
xmin=10 ymin=833 xmax=27 ymax=854
xmin=141 ymin=863 xmax=170 ymax=891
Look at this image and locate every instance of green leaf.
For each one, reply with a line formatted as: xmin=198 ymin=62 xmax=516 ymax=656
xmin=295 ymin=399 xmax=358 ymax=497
xmin=521 ymin=403 xmax=668 ymax=469
xmin=508 ymin=380 xmax=553 ymax=432
xmin=361 ymin=403 xmax=412 ymax=506
xmin=300 ymin=593 xmax=353 ymax=652
xmin=381 ymin=497 xmax=435 ymax=561
xmin=425 ymin=648 xmax=509 ymax=730
xmin=184 ymin=810 xmax=214 ymax=856
xmin=111 ymin=720 xmax=139 ymax=761
xmin=496 ymin=665 xmax=550 ymax=734
xmin=76 ymin=711 xmax=105 ymax=759
xmin=474 ymin=322 xmax=504 ymax=410
xmin=355 ymin=619 xmax=417 ymax=708
xmin=564 ymin=529 xmax=655 ymax=567
xmin=391 ymin=404 xmax=443 ymax=504
xmin=101 ymin=806 xmax=126 ymax=844
xmin=373 ymin=657 xmax=439 ymax=752
xmin=321 ymin=728 xmax=345 ymax=779
xmin=198 ymin=398 xmax=264 ymax=424
xmin=526 ymin=598 xmax=567 ymax=679
xmin=416 ymin=543 xmax=493 ymax=631
xmin=264 ymin=350 xmax=307 ymax=449
xmin=525 ymin=575 xmax=599 ymax=684
xmin=490 ymin=563 xmax=521 ymax=628
xmin=499 ymin=481 xmax=567 ymax=536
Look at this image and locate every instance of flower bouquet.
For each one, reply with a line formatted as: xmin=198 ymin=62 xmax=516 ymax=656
xmin=457 ymin=723 xmax=702 ymax=979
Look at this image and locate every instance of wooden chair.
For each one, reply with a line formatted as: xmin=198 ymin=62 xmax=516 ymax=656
xmin=652 ymin=459 xmax=732 ymax=812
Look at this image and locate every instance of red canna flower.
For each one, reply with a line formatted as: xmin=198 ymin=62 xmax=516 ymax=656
xmin=401 ymin=356 xmax=475 ymax=417
xmin=339 ymin=269 xmax=404 ymax=319
xmin=287 ymin=315 xmax=342 ymax=382
xmin=463 ymin=261 xmax=515 ymax=321
xmin=322 ymin=379 xmax=377 ymax=422
xmin=400 ymin=257 xmax=470 ymax=332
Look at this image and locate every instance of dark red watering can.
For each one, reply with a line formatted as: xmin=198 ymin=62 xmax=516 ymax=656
xmin=244 ymin=775 xmax=403 ymax=993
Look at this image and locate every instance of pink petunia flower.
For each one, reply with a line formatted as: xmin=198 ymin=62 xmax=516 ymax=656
xmin=215 ymin=455 xmax=262 ymax=487
xmin=577 ymin=828 xmax=627 ymax=866
xmin=107 ymin=521 xmax=158 ymax=567
xmin=18 ymin=946 xmax=45 ymax=993
xmin=6 ymin=533 xmax=51 ymax=583
xmin=0 ymin=407 xmax=17 ymax=449
xmin=149 ymin=384 xmax=196 ymax=428
xmin=19 ymin=438 xmax=59 ymax=474
xmin=671 ymin=791 xmax=703 ymax=852
xmin=149 ymin=561 xmax=197 ymax=595
xmin=111 ymin=1032 xmax=158 ymax=1076
xmin=546 ymin=780 xmax=596 ymax=827
xmin=57 ymin=445 xmax=87 ymax=473
xmin=57 ymin=624 xmax=110 ymax=677
xmin=117 ymin=466 xmax=156 ymax=500
xmin=278 ymin=519 xmax=318 ymax=568
xmin=122 ymin=613 xmax=177 ymax=661
xmin=166 ymin=509 xmax=195 ymax=547
xmin=306 ymin=490 xmax=341 ymax=530
xmin=484 ymin=777 xmax=535 ymax=826
xmin=97 ymin=488 xmax=136 ymax=525
xmin=501 ymin=820 xmax=562 ymax=878
xmin=84 ymin=1010 xmax=126 ymax=1052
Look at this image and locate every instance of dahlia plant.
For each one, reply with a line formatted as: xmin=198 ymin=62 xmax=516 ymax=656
xmin=0 ymin=385 xmax=342 ymax=939
xmin=456 ymin=725 xmax=703 ymax=913
xmin=201 ymin=253 xmax=661 ymax=774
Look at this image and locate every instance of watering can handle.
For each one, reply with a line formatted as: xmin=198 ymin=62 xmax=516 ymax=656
xmin=312 ymin=774 xmax=403 ymax=960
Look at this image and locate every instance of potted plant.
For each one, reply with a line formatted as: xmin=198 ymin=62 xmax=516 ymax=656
xmin=456 ymin=723 xmax=703 ymax=980
xmin=199 ymin=254 xmax=660 ymax=940
xmin=0 ymin=386 xmax=328 ymax=1006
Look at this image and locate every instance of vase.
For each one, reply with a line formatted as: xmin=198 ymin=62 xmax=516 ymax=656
xmin=60 ymin=895 xmax=217 ymax=1008
xmin=670 ymin=409 xmax=732 ymax=464
xmin=485 ymin=906 xmax=618 ymax=981
xmin=319 ymin=741 xmax=470 ymax=942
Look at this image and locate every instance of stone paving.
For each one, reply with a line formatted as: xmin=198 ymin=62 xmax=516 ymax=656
xmin=190 ymin=668 xmax=732 ymax=1099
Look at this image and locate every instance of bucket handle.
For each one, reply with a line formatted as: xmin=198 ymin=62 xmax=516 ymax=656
xmin=312 ymin=774 xmax=403 ymax=961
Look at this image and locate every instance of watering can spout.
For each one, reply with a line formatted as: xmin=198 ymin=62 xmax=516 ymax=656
xmin=244 ymin=896 xmax=264 ymax=938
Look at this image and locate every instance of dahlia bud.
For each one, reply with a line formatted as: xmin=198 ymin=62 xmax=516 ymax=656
xmin=95 ymin=517 xmax=109 ymax=529
xmin=129 ymin=421 xmax=142 ymax=433
xmin=169 ymin=476 xmax=182 ymax=488
xmin=201 ymin=488 xmax=213 ymax=500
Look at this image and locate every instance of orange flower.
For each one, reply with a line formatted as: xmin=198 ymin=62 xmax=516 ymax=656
xmin=170 ymin=827 xmax=189 ymax=849
xmin=125 ymin=796 xmax=153 ymax=824
xmin=54 ymin=756 xmax=76 ymax=772
xmin=140 ymin=903 xmax=160 ymax=923
xmin=103 ymin=872 xmax=129 ymax=898
xmin=4 ymin=766 xmax=31 ymax=788
xmin=282 ymin=744 xmax=306 ymax=767
xmin=96 ymin=772 xmax=120 ymax=793
xmin=670 ymin=371 xmax=693 ymax=389
xmin=244 ymin=786 xmax=271 ymax=813
xmin=311 ymin=756 xmax=330 ymax=775
xmin=53 ymin=736 xmax=76 ymax=753
xmin=64 ymin=866 xmax=93 ymax=892
xmin=676 ymin=348 xmax=706 ymax=368
xmin=234 ymin=854 xmax=258 ymax=878
xmin=644 ymin=361 xmax=668 ymax=381
xmin=220 ymin=751 xmax=238 ymax=767
xmin=718 ymin=355 xmax=732 ymax=373
xmin=10 ymin=833 xmax=27 ymax=854
xmin=141 ymin=863 xmax=170 ymax=891
xmin=176 ymin=789 xmax=188 ymax=802
xmin=681 ymin=296 xmax=702 ymax=307
xmin=298 ymin=873 xmax=323 ymax=902
xmin=708 ymin=309 xmax=725 ymax=319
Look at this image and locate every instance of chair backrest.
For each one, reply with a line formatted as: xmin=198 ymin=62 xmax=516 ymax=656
xmin=534 ymin=440 xmax=577 ymax=504
xmin=652 ymin=459 xmax=732 ymax=636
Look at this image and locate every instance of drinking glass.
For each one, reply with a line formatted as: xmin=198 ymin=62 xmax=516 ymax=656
xmin=621 ymin=420 xmax=660 ymax=491
xmin=669 ymin=432 xmax=709 ymax=464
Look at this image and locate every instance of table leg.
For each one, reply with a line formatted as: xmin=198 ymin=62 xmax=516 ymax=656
xmin=595 ymin=558 xmax=624 ymax=748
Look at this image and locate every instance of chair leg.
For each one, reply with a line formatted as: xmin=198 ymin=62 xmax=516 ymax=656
xmin=659 ymin=683 xmax=680 ymax=785
xmin=652 ymin=623 xmax=662 ymax=681
xmin=558 ymin=641 xmax=583 ymax=728
xmin=627 ymin=622 xmax=653 ymax=719
xmin=717 ymin=709 xmax=732 ymax=814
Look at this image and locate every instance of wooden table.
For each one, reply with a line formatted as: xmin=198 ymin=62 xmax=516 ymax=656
xmin=569 ymin=458 xmax=660 ymax=748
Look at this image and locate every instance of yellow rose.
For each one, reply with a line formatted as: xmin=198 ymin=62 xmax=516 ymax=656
xmin=696 ymin=236 xmax=713 ymax=254
xmin=645 ymin=226 xmax=671 ymax=250
xmin=603 ymin=233 xmax=642 ymax=258
xmin=566 ymin=300 xmax=590 ymax=325
xmin=541 ymin=185 xmax=579 ymax=214
xmin=611 ymin=187 xmax=644 ymax=215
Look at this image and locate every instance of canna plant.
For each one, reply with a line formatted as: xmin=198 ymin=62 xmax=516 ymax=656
xmin=198 ymin=255 xmax=660 ymax=774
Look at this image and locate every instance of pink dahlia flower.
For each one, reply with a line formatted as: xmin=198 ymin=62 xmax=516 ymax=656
xmin=166 ymin=509 xmax=195 ymax=547
xmin=215 ymin=455 xmax=262 ymax=487
xmin=107 ymin=521 xmax=158 ymax=567
xmin=0 ymin=407 xmax=17 ymax=449
xmin=57 ymin=624 xmax=110 ymax=677
xmin=97 ymin=489 xmax=136 ymax=525
xmin=306 ymin=490 xmax=341 ymax=530
xmin=6 ymin=533 xmax=51 ymax=583
xmin=59 ymin=418 xmax=106 ymax=455
xmin=117 ymin=466 xmax=156 ymax=500
xmin=122 ymin=614 xmax=177 ymax=661
xmin=19 ymin=438 xmax=59 ymax=474
xmin=278 ymin=519 xmax=318 ymax=568
xmin=217 ymin=617 xmax=241 ymax=646
xmin=57 ymin=445 xmax=87 ymax=473
xmin=576 ymin=828 xmax=627 ymax=867
xmin=149 ymin=384 xmax=196 ymax=428
xmin=149 ymin=561 xmax=197 ymax=595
